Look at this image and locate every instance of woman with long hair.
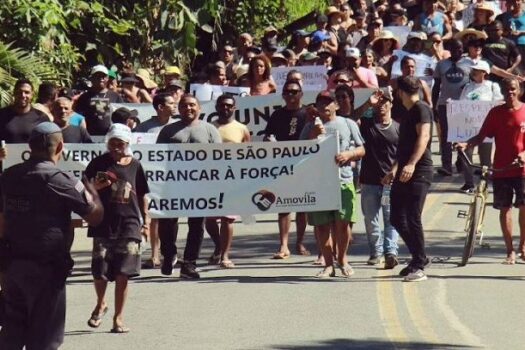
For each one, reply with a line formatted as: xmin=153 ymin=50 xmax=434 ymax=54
xmin=247 ymin=55 xmax=277 ymax=96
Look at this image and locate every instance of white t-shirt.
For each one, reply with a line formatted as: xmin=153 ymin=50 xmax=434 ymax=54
xmin=460 ymin=80 xmax=503 ymax=101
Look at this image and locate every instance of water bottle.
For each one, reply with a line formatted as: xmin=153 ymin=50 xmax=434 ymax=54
xmin=381 ymin=185 xmax=391 ymax=206
xmin=511 ymin=21 xmax=517 ymax=33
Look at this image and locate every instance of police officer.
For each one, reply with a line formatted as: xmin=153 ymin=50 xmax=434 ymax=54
xmin=0 ymin=122 xmax=104 ymax=349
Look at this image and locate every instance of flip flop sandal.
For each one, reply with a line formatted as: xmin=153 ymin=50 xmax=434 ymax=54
xmin=502 ymin=255 xmax=516 ymax=265
xmin=272 ymin=251 xmax=290 ymax=260
xmin=220 ymin=260 xmax=235 ymax=269
xmin=87 ymin=306 xmax=108 ymax=328
xmin=110 ymin=325 xmax=130 ymax=334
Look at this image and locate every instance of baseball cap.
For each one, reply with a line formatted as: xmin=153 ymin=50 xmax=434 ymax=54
xmin=345 ymin=47 xmax=361 ymax=59
xmin=316 ymin=90 xmax=336 ymax=103
xmin=90 ymin=65 xmax=109 ymax=77
xmin=471 ymin=60 xmax=491 ymax=74
xmin=316 ymin=14 xmax=328 ymax=23
xmin=108 ymin=69 xmax=118 ymax=80
xmin=111 ymin=107 xmax=138 ymax=124
xmin=352 ymin=9 xmax=366 ymax=19
xmin=407 ymin=31 xmax=428 ymax=41
xmin=311 ymin=30 xmax=331 ymax=43
xmin=300 ymin=52 xmax=319 ymax=61
xmin=106 ymin=123 xmax=132 ymax=144
xmin=120 ymin=76 xmax=139 ymax=84
xmin=167 ymin=79 xmax=184 ymax=89
xmin=164 ymin=66 xmax=181 ymax=76
xmin=264 ymin=25 xmax=278 ymax=36
xmin=29 ymin=122 xmax=62 ymax=145
xmin=381 ymin=87 xmax=394 ymax=102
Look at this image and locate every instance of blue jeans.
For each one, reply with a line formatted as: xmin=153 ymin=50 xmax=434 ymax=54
xmin=360 ymin=184 xmax=399 ymax=257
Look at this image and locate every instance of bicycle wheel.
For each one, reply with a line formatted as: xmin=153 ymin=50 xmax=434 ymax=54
xmin=460 ymin=196 xmax=484 ymax=266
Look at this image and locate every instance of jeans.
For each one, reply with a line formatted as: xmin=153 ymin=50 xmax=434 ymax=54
xmin=361 ymin=184 xmax=399 ymax=257
xmin=461 ymin=143 xmax=492 ymax=187
xmin=158 ymin=217 xmax=204 ymax=265
xmin=390 ymin=174 xmax=432 ymax=270
xmin=437 ymin=105 xmax=452 ymax=171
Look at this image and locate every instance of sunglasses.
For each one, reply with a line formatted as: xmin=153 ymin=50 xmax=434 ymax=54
xmin=283 ymin=90 xmax=301 ymax=96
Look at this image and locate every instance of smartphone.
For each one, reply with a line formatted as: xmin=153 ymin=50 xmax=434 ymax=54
xmin=96 ymin=171 xmax=110 ymax=182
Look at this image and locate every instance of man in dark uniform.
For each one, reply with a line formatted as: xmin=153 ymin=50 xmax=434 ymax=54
xmin=0 ymin=122 xmax=104 ymax=349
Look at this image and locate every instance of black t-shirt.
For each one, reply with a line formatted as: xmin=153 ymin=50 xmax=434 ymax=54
xmin=483 ymin=37 xmax=520 ymax=72
xmin=359 ymin=117 xmax=400 ymax=185
xmin=0 ymin=159 xmax=93 ymax=261
xmin=62 ymin=125 xmax=93 ymax=143
xmin=75 ymin=90 xmax=123 ymax=136
xmin=85 ymin=153 xmax=149 ymax=240
xmin=264 ymin=106 xmax=307 ymax=141
xmin=0 ymin=106 xmax=48 ymax=143
xmin=396 ymin=101 xmax=433 ymax=177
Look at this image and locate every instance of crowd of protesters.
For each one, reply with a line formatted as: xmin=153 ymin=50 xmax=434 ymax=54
xmin=3 ymin=0 xmax=525 ymax=346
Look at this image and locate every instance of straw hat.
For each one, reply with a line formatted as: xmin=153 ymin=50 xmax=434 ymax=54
xmin=454 ymin=28 xmax=488 ymax=41
xmin=474 ymin=3 xmax=495 ymax=18
xmin=326 ymin=6 xmax=344 ymax=18
xmin=371 ymin=30 xmax=400 ymax=50
xmin=136 ymin=68 xmax=158 ymax=89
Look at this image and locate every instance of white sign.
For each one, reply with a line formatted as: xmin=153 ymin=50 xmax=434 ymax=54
xmin=110 ymin=89 xmax=376 ymax=141
xmin=383 ymin=26 xmax=411 ymax=48
xmin=271 ymin=66 xmax=328 ymax=91
xmin=446 ymin=100 xmax=499 ymax=142
xmin=91 ymin=132 xmax=158 ymax=144
xmin=391 ymin=50 xmax=435 ymax=79
xmin=190 ymin=84 xmax=251 ymax=101
xmin=4 ymin=137 xmax=342 ymax=217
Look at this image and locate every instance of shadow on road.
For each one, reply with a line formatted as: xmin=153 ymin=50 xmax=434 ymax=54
xmin=269 ymin=338 xmax=480 ymax=349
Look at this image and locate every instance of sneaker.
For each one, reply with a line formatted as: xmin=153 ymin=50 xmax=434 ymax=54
xmin=399 ymin=264 xmax=416 ymax=277
xmin=437 ymin=167 xmax=453 ymax=176
xmin=404 ymin=269 xmax=427 ymax=282
xmin=339 ymin=263 xmax=355 ymax=278
xmin=161 ymin=256 xmax=177 ymax=276
xmin=180 ymin=263 xmax=200 ymax=279
xmin=316 ymin=265 xmax=335 ymax=278
xmin=367 ymin=256 xmax=381 ymax=266
xmin=459 ymin=184 xmax=475 ymax=194
xmin=384 ymin=254 xmax=399 ymax=269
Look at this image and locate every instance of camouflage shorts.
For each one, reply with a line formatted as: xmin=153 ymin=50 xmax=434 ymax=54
xmin=92 ymin=238 xmax=141 ymax=281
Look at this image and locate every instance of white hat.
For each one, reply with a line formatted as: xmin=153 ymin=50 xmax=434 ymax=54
xmin=90 ymin=64 xmax=109 ymax=76
xmin=345 ymin=47 xmax=360 ymax=59
xmin=471 ymin=60 xmax=490 ymax=74
xmin=105 ymin=123 xmax=133 ymax=156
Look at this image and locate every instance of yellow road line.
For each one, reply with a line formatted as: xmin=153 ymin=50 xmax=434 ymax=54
xmin=402 ymin=283 xmax=440 ymax=344
xmin=377 ymin=269 xmax=408 ymax=347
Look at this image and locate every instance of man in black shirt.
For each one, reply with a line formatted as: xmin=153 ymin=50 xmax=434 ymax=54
xmin=74 ymin=65 xmax=124 ymax=136
xmin=0 ymin=78 xmax=49 ymax=143
xmin=0 ymin=122 xmax=103 ymax=349
xmin=263 ymin=81 xmax=309 ymax=258
xmin=52 ymin=97 xmax=92 ymax=143
xmin=483 ymin=21 xmax=522 ymax=81
xmin=359 ymin=89 xmax=400 ymax=269
xmin=383 ymin=76 xmax=433 ymax=282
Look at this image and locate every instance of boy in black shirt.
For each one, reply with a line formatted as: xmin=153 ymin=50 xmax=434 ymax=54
xmin=85 ymin=124 xmax=149 ymax=333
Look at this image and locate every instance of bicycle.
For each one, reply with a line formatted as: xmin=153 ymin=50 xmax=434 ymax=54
xmin=455 ymin=148 xmax=522 ymax=266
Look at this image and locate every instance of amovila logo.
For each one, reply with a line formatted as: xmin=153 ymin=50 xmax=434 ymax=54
xmin=252 ymin=190 xmax=277 ymax=211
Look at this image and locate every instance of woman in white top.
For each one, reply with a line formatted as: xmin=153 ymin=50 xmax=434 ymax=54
xmin=458 ymin=59 xmax=501 ymax=193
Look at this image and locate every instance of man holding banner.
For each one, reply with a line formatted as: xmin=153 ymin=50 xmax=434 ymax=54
xmin=156 ymin=94 xmax=222 ymax=279
xmin=457 ymin=78 xmax=525 ymax=265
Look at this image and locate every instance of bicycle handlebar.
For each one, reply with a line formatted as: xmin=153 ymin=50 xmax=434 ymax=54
xmin=456 ymin=147 xmax=524 ymax=173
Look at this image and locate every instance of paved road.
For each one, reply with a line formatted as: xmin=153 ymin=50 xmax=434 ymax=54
xmin=61 ymin=162 xmax=524 ymax=350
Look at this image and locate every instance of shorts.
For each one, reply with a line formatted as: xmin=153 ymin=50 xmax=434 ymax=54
xmin=493 ymin=177 xmax=525 ymax=209
xmin=91 ymin=238 xmax=141 ymax=281
xmin=308 ymin=182 xmax=357 ymax=226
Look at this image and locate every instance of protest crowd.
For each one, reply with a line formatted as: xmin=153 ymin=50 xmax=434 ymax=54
xmin=3 ymin=0 xmax=525 ymax=347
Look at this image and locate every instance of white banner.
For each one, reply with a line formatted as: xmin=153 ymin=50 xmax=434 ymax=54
xmin=189 ymin=84 xmax=251 ymax=101
xmin=446 ymin=100 xmax=499 ymax=142
xmin=4 ymin=137 xmax=342 ymax=217
xmin=391 ymin=50 xmax=435 ymax=79
xmin=271 ymin=66 xmax=328 ymax=92
xmin=110 ymin=89 xmax=375 ymax=141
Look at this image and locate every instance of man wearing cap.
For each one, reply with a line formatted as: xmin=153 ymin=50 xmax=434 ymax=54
xmin=84 ymin=123 xmax=150 ymax=333
xmin=0 ymin=122 xmax=103 ymax=348
xmin=75 ymin=65 xmax=124 ymax=136
xmin=0 ymin=79 xmax=49 ymax=144
xmin=345 ymin=47 xmax=379 ymax=88
xmin=52 ymin=97 xmax=93 ymax=143
xmin=163 ymin=66 xmax=182 ymax=87
xmin=433 ymin=39 xmax=470 ymax=176
xmin=301 ymin=90 xmax=365 ymax=278
xmin=359 ymin=88 xmax=400 ymax=269
xmin=348 ymin=9 xmax=367 ymax=47
xmin=156 ymin=94 xmax=222 ymax=279
xmin=236 ymin=33 xmax=254 ymax=67
xmin=383 ymin=76 xmax=433 ymax=282
xmin=218 ymin=44 xmax=236 ymax=82
xmin=312 ymin=14 xmax=338 ymax=55
xmin=111 ymin=106 xmax=140 ymax=131
xmin=298 ymin=52 xmax=319 ymax=66
xmin=356 ymin=19 xmax=382 ymax=52
xmin=264 ymin=81 xmax=309 ymax=259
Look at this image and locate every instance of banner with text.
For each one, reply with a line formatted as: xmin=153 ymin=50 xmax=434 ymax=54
xmin=111 ymin=89 xmax=375 ymax=141
xmin=4 ymin=137 xmax=342 ymax=217
xmin=446 ymin=100 xmax=500 ymax=142
xmin=190 ymin=84 xmax=251 ymax=101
